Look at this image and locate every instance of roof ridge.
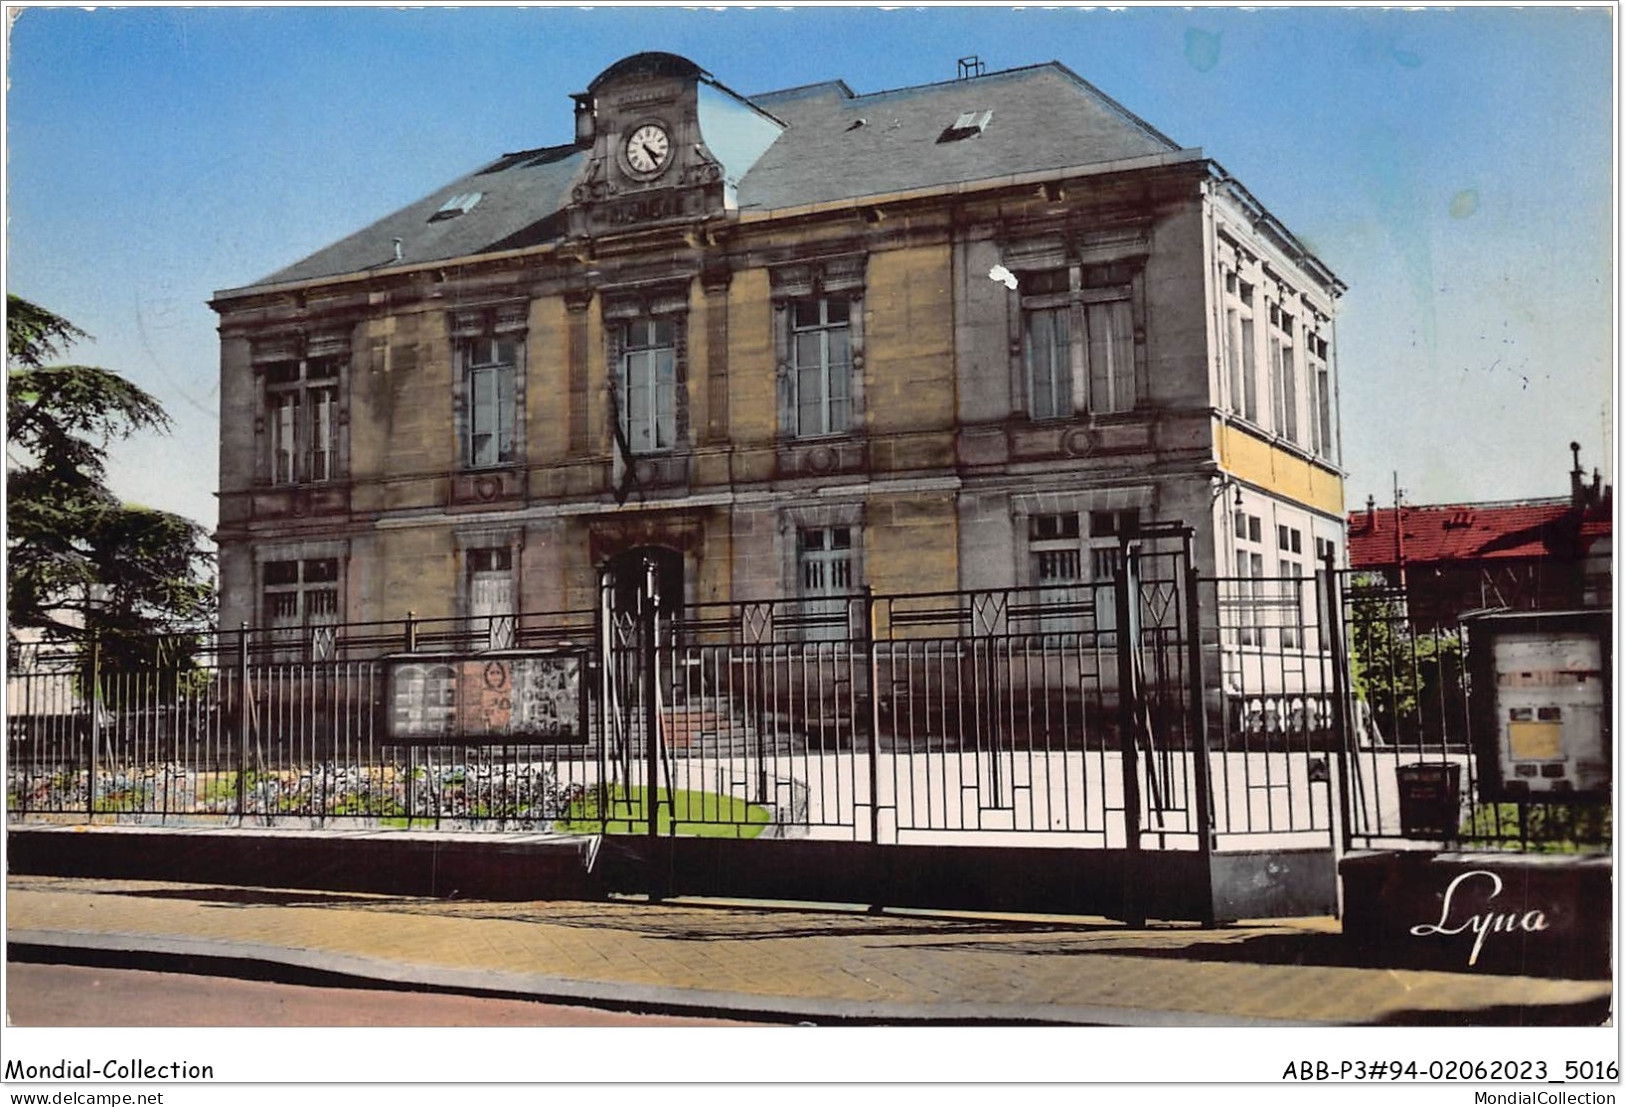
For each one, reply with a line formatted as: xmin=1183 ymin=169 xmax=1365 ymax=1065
xmin=805 ymin=61 xmax=1078 ymax=111
xmin=844 ymin=60 xmax=1062 ymax=101
xmin=751 ymin=78 xmax=855 ymax=102
xmin=1353 ymin=496 xmax=1572 ymax=516
xmin=496 ymin=141 xmax=578 ymax=161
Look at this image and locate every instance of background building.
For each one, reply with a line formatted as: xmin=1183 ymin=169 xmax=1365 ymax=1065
xmin=212 ymin=52 xmax=1347 ymax=647
xmin=1348 ymin=443 xmax=1613 ymax=628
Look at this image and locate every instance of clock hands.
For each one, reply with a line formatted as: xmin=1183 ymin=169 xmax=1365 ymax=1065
xmin=627 ymin=126 xmax=669 ymax=172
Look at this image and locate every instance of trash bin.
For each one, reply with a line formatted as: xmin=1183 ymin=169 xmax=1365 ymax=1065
xmin=1395 ymin=762 xmax=1462 ymax=840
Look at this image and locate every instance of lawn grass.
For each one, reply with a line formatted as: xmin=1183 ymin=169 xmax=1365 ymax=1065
xmin=1460 ymin=802 xmax=1611 ymax=853
xmin=555 ymin=785 xmax=771 ymax=839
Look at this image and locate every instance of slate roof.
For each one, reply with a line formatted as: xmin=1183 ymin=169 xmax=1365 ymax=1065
xmin=228 ymin=61 xmax=1191 ymax=296
xmin=737 ymin=63 xmax=1183 ymax=213
xmin=249 ymin=144 xmax=586 ymax=290
xmin=1346 ymin=499 xmax=1610 ymax=569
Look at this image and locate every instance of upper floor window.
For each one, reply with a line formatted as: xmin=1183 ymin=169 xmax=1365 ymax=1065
xmin=263 ymin=354 xmax=341 ymax=486
xmin=771 ymin=257 xmax=867 ymax=442
xmin=1268 ymin=303 xmax=1299 ymax=445
xmin=1018 ymin=264 xmax=1138 ymax=420
xmin=616 ymin=318 xmax=678 ymax=455
xmin=464 ymin=338 xmax=518 ymax=468
xmin=1025 ymin=304 xmax=1072 ymax=420
xmin=1223 ymin=271 xmax=1260 ymax=424
xmin=450 ymin=304 xmax=528 ymax=472
xmin=790 ymin=298 xmax=853 ymax=437
xmin=1086 ymin=299 xmax=1136 ymax=415
xmin=1305 ymin=330 xmax=1334 ymax=462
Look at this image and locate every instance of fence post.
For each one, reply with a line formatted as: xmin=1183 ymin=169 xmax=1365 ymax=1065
xmin=595 ymin=568 xmax=612 ymax=826
xmin=236 ymin=623 xmax=250 ymax=823
xmin=1182 ymin=531 xmax=1217 ymax=925
xmin=87 ymin=632 xmax=101 ymax=823
xmin=1323 ymin=556 xmax=1357 ymax=855
xmin=403 ymin=612 xmax=418 ymax=826
xmin=864 ymin=586 xmax=882 ymax=845
xmin=1115 ymin=543 xmax=1146 ymax=926
xmin=19 ymin=652 xmax=33 ymax=820
xmin=641 ymin=557 xmax=664 ymax=899
xmin=753 ymin=635 xmax=769 ymax=806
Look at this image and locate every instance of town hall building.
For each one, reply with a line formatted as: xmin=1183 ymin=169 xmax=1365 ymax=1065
xmin=211 ymin=52 xmax=1347 ymax=651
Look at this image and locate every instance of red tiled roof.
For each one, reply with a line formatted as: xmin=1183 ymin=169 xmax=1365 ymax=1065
xmin=1347 ymin=498 xmax=1610 ymax=569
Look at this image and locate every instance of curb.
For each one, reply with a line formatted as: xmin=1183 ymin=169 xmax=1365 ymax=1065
xmin=6 ymin=927 xmax=1317 ymax=1028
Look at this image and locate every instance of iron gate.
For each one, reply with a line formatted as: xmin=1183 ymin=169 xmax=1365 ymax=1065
xmin=584 ymin=525 xmax=1340 ymax=920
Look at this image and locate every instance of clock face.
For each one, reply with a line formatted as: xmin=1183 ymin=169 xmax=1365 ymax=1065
xmin=624 ymin=123 xmax=672 ymax=175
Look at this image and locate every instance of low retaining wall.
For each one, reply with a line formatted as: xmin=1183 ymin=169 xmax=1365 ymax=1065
xmin=8 ymin=824 xmax=1337 ymax=923
xmin=7 ymin=824 xmax=598 ymax=901
xmin=599 ymin=838 xmax=1337 ymax=922
xmin=1340 ymin=850 xmax=1612 ymax=980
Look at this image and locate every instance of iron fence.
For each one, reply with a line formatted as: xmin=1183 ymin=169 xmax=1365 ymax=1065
xmin=6 ymin=562 xmax=1609 ymax=856
xmin=1334 ymin=570 xmax=1610 ymax=853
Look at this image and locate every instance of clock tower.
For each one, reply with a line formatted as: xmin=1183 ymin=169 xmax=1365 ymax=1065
xmin=567 ymin=52 xmax=782 ymax=235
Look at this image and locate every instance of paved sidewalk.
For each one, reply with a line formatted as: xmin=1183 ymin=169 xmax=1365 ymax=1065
xmin=5 ymin=874 xmax=1612 ymax=1026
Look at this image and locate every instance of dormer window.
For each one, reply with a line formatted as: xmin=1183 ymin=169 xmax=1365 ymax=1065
xmin=430 ymin=192 xmax=483 ymax=222
xmin=937 ymin=109 xmax=993 ymax=143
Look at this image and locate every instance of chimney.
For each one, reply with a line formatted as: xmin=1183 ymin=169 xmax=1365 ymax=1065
xmin=1570 ymin=441 xmax=1585 ymax=507
xmin=572 ymin=93 xmax=596 ymax=147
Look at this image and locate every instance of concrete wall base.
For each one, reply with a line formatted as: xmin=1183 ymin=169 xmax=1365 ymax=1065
xmin=8 ymin=825 xmax=1337 ymax=923
xmin=7 ymin=825 xmax=597 ymax=902
xmin=601 ymin=839 xmax=1337 ymax=922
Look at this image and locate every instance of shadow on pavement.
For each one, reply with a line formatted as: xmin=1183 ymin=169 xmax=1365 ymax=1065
xmin=78 ymin=882 xmax=1111 ymax=940
xmin=908 ymin=930 xmax=1364 ymax=967
xmin=98 ymin=885 xmax=409 ymax=909
xmin=366 ymin=902 xmax=1100 ymax=942
xmin=1361 ymin=999 xmax=1613 ymax=1027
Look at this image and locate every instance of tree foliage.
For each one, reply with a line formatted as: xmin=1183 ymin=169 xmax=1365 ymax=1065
xmin=1346 ymin=574 xmax=1466 ymax=746
xmin=6 ymin=295 xmax=213 ymax=669
xmin=7 ymin=293 xmax=88 ymax=368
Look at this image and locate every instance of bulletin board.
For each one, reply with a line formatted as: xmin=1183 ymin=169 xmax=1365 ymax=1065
xmin=385 ymin=651 xmax=588 ymax=744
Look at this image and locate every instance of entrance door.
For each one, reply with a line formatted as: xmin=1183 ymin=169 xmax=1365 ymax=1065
xmin=603 ymin=546 xmax=685 ymax=619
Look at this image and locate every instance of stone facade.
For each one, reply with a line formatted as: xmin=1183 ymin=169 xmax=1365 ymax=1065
xmin=212 ymin=52 xmax=1347 ymax=641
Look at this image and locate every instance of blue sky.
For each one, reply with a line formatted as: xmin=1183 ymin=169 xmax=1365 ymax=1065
xmin=5 ymin=4 xmax=1615 ymax=533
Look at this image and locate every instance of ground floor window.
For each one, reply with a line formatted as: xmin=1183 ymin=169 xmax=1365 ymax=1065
xmin=262 ymin=557 xmax=339 ymax=628
xmin=798 ymin=526 xmax=853 ymax=640
xmin=467 ymin=545 xmax=516 ymax=649
xmin=1233 ymin=511 xmax=1265 ymax=647
xmin=1027 ymin=509 xmax=1140 ymax=640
